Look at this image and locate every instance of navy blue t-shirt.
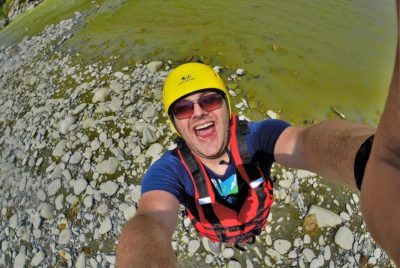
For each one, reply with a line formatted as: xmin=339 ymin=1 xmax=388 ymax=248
xmin=141 ymin=119 xmax=290 ymax=207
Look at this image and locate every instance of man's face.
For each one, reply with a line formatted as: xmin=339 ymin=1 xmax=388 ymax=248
xmin=172 ymin=90 xmax=230 ymax=159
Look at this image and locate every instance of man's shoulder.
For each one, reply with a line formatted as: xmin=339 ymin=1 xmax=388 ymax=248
xmin=148 ymin=149 xmax=182 ymax=170
xmin=248 ymin=118 xmax=291 ymax=133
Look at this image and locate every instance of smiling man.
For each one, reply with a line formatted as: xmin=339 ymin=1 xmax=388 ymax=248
xmin=115 ymin=61 xmax=387 ymax=267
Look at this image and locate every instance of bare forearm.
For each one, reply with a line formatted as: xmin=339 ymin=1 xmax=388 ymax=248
xmin=116 ymin=214 xmax=176 ymax=268
xmin=302 ymin=119 xmax=374 ymax=188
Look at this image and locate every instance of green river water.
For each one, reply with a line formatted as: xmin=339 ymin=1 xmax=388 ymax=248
xmin=0 ymin=0 xmax=397 ymax=125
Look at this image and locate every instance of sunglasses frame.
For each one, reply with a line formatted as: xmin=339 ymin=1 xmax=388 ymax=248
xmin=170 ymin=91 xmax=224 ymax=120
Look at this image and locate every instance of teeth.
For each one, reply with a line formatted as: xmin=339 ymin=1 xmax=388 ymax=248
xmin=195 ymin=122 xmax=213 ymax=130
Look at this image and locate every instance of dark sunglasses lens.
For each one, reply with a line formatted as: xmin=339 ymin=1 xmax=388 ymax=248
xmin=199 ymin=94 xmax=222 ymax=111
xmin=172 ymin=101 xmax=194 ymax=119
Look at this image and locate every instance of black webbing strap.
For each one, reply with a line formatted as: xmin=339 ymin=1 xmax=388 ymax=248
xmin=177 ymin=139 xmax=225 ymax=238
xmin=178 ymin=140 xmax=209 ymax=201
xmin=236 ymin=117 xmax=264 ymax=184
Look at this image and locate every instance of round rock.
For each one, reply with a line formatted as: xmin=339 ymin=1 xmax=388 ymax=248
xmin=58 ymin=229 xmax=71 ymax=245
xmin=99 ymin=217 xmax=112 ymax=234
xmin=40 ymin=203 xmax=54 ymax=219
xmin=307 ymin=205 xmax=342 ymax=228
xmin=334 ymin=226 xmax=354 ymax=250
xmin=188 ymin=240 xmax=200 ymax=255
xmin=100 ymin=181 xmax=119 ymax=196
xmin=222 ymin=248 xmax=235 ymax=259
xmin=74 ymin=178 xmax=88 ymax=195
xmin=273 ymin=239 xmax=292 ymax=255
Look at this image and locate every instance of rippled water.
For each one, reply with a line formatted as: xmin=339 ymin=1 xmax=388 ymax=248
xmin=1 ymin=0 xmax=397 ymax=124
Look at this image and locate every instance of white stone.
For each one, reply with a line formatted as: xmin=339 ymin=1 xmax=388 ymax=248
xmin=147 ymin=61 xmax=163 ymax=72
xmin=110 ymin=80 xmax=123 ymax=94
xmin=245 ymin=259 xmax=253 ymax=268
xmin=188 ymin=240 xmax=200 ymax=255
xmin=373 ymin=248 xmax=382 ymax=259
xmin=143 ymin=103 xmax=155 ymax=118
xmin=62 ymin=169 xmax=72 ymax=181
xmin=266 ymin=110 xmax=277 ymax=119
xmin=75 ymin=253 xmax=86 ymax=268
xmin=60 ymin=117 xmax=76 ymax=134
xmin=9 ymin=213 xmax=18 ymax=229
xmin=334 ymin=226 xmax=354 ymax=250
xmin=95 ymin=157 xmax=119 ymax=174
xmin=205 ymin=254 xmax=214 ymax=264
xmin=352 ymin=193 xmax=359 ymax=203
xmin=227 ymin=260 xmax=241 ymax=268
xmin=340 ymin=212 xmax=351 ymax=221
xmin=273 ymin=239 xmax=291 ymax=255
xmin=55 ymin=194 xmax=64 ymax=211
xmin=13 ymin=249 xmax=27 ymax=268
xmin=99 ymin=132 xmax=108 ymax=142
xmin=123 ymin=206 xmax=137 ymax=221
xmin=236 ymin=68 xmax=245 ymax=76
xmin=302 ymin=248 xmax=316 ymax=263
xmin=74 ymin=179 xmax=88 ymax=195
xmin=83 ymin=195 xmax=93 ymax=208
xmin=31 ymin=250 xmax=45 ymax=266
xmin=296 ymin=170 xmax=315 ymax=178
xmin=265 ymin=235 xmax=272 ymax=246
xmin=53 ymin=140 xmax=66 ymax=157
xmin=99 ymin=217 xmax=112 ymax=234
xmin=307 ymin=205 xmax=342 ymax=228
xmin=97 ymin=204 xmax=109 ymax=215
xmin=100 ymin=181 xmax=119 ymax=196
xmin=146 ymin=143 xmax=163 ymax=158
xmin=58 ymin=229 xmax=71 ymax=245
xmin=288 ymin=250 xmax=297 ymax=259
xmin=91 ymin=140 xmax=101 ymax=151
xmin=73 ymin=103 xmax=87 ymax=115
xmin=266 ymin=248 xmax=282 ymax=261
xmin=40 ymin=203 xmax=54 ymax=219
xmin=83 ymin=118 xmax=97 ymax=129
xmin=278 ymin=179 xmax=292 ymax=188
xmin=32 ymin=212 xmax=42 ymax=229
xmin=141 ymin=127 xmax=157 ymax=145
xmin=303 ymin=234 xmax=311 ymax=244
xmin=92 ymin=88 xmax=109 ymax=103
xmin=222 ymin=248 xmax=235 ymax=259
xmin=323 ymin=246 xmax=331 ymax=260
xmin=69 ymin=151 xmax=82 ymax=164
xmin=47 ymin=179 xmax=61 ymax=196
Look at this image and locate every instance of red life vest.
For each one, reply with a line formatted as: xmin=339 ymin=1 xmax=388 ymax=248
xmin=175 ymin=115 xmax=274 ymax=244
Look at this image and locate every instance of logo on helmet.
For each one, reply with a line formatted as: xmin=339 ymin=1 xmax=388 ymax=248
xmin=179 ymin=74 xmax=195 ymax=85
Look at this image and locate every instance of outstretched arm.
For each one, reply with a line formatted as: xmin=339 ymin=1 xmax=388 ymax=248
xmin=361 ymin=1 xmax=400 ymax=264
xmin=274 ymin=121 xmax=374 ymax=189
xmin=116 ymin=190 xmax=179 ymax=268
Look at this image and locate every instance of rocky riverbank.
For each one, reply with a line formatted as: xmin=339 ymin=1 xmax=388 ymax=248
xmin=0 ymin=0 xmax=44 ymax=29
xmin=0 ymin=13 xmax=395 ymax=268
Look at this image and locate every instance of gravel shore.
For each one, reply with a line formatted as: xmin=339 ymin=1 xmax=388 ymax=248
xmin=0 ymin=14 xmax=395 ymax=268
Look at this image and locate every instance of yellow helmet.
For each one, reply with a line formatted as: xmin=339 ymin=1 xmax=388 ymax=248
xmin=162 ymin=62 xmax=232 ymax=124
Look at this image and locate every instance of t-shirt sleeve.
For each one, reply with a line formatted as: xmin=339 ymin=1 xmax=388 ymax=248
xmin=141 ymin=151 xmax=187 ymax=203
xmin=247 ymin=119 xmax=291 ymax=158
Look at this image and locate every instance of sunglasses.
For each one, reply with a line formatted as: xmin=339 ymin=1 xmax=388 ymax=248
xmin=171 ymin=93 xmax=223 ymax=119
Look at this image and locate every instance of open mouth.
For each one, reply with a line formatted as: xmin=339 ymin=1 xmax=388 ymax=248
xmin=194 ymin=122 xmax=216 ymax=139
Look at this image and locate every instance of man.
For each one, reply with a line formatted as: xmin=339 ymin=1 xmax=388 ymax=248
xmin=116 ymin=62 xmax=377 ymax=265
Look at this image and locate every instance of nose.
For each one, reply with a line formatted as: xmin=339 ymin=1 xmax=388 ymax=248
xmin=191 ymin=102 xmax=207 ymax=118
